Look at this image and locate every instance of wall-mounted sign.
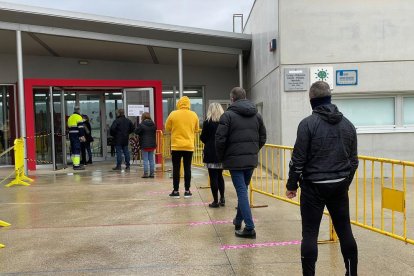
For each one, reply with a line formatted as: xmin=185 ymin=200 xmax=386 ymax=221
xmin=128 ymin=104 xmax=145 ymax=117
xmin=310 ymin=67 xmax=334 ymax=89
xmin=284 ymin=68 xmax=309 ymax=91
xmin=336 ymin=70 xmax=358 ymax=86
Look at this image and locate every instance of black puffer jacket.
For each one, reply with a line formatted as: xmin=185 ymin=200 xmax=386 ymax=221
xmin=287 ymin=104 xmax=359 ymax=190
xmin=135 ymin=119 xmax=156 ymax=149
xmin=110 ymin=115 xmax=134 ymax=146
xmin=200 ymin=119 xmax=220 ymax=163
xmin=215 ymin=99 xmax=267 ymax=170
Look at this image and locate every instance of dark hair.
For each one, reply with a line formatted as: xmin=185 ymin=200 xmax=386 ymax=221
xmin=117 ymin=109 xmax=125 ymax=116
xmin=230 ymin=87 xmax=246 ymax=101
xmin=141 ymin=112 xmax=152 ymax=121
xmin=82 ymin=114 xmax=89 ymax=121
xmin=309 ymin=81 xmax=331 ymax=99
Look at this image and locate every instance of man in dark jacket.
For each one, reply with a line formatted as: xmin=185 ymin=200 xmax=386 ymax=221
xmin=286 ymin=81 xmax=359 ymax=276
xmin=110 ymin=109 xmax=134 ymax=171
xmin=216 ymin=87 xmax=266 ymax=239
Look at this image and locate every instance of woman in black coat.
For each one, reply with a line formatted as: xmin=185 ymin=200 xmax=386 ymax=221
xmin=135 ymin=112 xmax=157 ymax=178
xmin=81 ymin=114 xmax=94 ymax=165
xmin=200 ymin=103 xmax=225 ymax=208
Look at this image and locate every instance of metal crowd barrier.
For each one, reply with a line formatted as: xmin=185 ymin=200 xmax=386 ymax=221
xmin=251 ymin=144 xmax=414 ymax=245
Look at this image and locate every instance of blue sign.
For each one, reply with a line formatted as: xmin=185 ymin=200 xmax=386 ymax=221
xmin=336 ymin=70 xmax=358 ymax=86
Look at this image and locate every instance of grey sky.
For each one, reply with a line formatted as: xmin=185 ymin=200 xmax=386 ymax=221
xmin=2 ymin=0 xmax=254 ymax=31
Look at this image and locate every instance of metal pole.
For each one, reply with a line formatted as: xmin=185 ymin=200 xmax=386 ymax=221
xmin=178 ymin=48 xmax=183 ymax=98
xmin=16 ymin=30 xmax=27 ymax=173
xmin=61 ymin=89 xmax=67 ymax=168
xmin=238 ymin=53 xmax=243 ymax=88
xmin=49 ymin=87 xmax=56 ymax=170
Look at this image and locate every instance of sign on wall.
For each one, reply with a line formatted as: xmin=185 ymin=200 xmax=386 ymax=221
xmin=284 ymin=68 xmax=309 ymax=91
xmin=128 ymin=104 xmax=145 ymax=117
xmin=336 ymin=70 xmax=358 ymax=86
xmin=310 ymin=67 xmax=334 ymax=89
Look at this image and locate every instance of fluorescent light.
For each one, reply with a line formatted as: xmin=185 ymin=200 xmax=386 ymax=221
xmin=112 ymin=93 xmax=122 ymax=95
xmin=184 ymin=90 xmax=199 ymax=94
xmin=162 ymin=91 xmax=174 ymax=94
xmin=79 ymin=60 xmax=89 ymax=65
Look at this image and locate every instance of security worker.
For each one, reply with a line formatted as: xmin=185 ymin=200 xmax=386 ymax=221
xmin=68 ymin=106 xmax=86 ymax=170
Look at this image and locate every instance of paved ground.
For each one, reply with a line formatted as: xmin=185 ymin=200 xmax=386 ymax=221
xmin=0 ymin=162 xmax=413 ymax=275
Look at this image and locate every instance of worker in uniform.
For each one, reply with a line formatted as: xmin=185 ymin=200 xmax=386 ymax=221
xmin=67 ymin=106 xmax=86 ymax=170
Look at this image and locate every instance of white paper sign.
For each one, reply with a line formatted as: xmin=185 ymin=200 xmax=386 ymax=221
xmin=128 ymin=105 xmax=145 ymax=116
xmin=144 ymin=107 xmax=150 ymax=113
xmin=310 ymin=67 xmax=334 ymax=89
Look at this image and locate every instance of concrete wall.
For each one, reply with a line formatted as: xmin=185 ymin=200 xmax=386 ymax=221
xmin=0 ymin=53 xmax=238 ymax=119
xmin=244 ymin=0 xmax=281 ymax=145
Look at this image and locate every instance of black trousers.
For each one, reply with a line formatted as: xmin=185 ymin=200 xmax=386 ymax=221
xmin=208 ymin=168 xmax=224 ymax=203
xmin=172 ymin=150 xmax=193 ymax=191
xmin=300 ymin=180 xmax=358 ymax=276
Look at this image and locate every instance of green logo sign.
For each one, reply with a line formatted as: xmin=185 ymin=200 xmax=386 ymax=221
xmin=315 ymin=69 xmax=329 ymax=81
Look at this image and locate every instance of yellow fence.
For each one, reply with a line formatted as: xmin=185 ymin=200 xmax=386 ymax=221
xmin=251 ymin=144 xmax=414 ymax=245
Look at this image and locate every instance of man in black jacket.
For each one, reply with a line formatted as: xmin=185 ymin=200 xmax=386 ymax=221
xmin=216 ymin=87 xmax=266 ymax=239
xmin=110 ymin=109 xmax=134 ymax=171
xmin=286 ymin=81 xmax=359 ymax=276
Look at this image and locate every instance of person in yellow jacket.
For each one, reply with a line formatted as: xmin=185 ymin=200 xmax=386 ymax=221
xmin=165 ymin=96 xmax=199 ymax=198
xmin=67 ymin=106 xmax=86 ymax=170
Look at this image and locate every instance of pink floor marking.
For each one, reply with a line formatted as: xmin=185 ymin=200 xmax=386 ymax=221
xmin=221 ymin=240 xmax=301 ymax=250
xmin=189 ymin=219 xmax=257 ymax=226
xmin=165 ymin=202 xmax=209 ymax=207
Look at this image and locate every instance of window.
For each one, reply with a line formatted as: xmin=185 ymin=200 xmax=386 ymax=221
xmin=333 ymin=98 xmax=395 ymax=127
xmin=403 ymin=97 xmax=414 ymax=125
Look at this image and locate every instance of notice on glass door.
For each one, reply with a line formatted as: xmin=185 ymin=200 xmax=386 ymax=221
xmin=128 ymin=105 xmax=145 ymax=117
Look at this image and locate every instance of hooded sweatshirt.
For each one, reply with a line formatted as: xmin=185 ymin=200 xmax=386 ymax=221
xmin=286 ymin=104 xmax=359 ymax=191
xmin=165 ymin=96 xmax=200 ymax=151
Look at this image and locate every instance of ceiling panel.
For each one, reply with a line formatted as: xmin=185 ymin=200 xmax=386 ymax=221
xmin=183 ymin=50 xmax=238 ymax=68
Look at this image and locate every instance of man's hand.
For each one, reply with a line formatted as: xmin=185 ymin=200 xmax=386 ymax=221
xmin=286 ymin=190 xmax=297 ymax=199
xmin=79 ymin=136 xmax=86 ymax=142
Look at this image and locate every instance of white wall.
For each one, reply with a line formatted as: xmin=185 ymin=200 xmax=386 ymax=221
xmin=244 ymin=0 xmax=281 ymax=145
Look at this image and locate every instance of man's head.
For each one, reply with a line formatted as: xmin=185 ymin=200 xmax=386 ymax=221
xmin=117 ymin=108 xmax=125 ymax=117
xmin=309 ymin=81 xmax=332 ymax=110
xmin=230 ymin=87 xmax=246 ymax=103
xmin=74 ymin=106 xmax=80 ymax=113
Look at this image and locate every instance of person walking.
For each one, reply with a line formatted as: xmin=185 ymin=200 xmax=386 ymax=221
xmin=135 ymin=112 xmax=156 ymax=178
xmin=286 ymin=81 xmax=359 ymax=276
xmin=67 ymin=106 xmax=86 ymax=170
xmin=165 ymin=96 xmax=199 ymax=198
xmin=216 ymin=87 xmax=266 ymax=238
xmin=110 ymin=109 xmax=134 ymax=171
xmin=200 ymin=103 xmax=225 ymax=208
xmin=80 ymin=114 xmax=94 ymax=165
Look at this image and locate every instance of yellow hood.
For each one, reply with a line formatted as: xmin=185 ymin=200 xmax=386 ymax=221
xmin=176 ymin=96 xmax=191 ymax=110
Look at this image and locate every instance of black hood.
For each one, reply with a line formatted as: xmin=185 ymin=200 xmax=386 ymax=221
xmin=228 ymin=99 xmax=257 ymax=117
xmin=142 ymin=119 xmax=155 ymax=127
xmin=313 ymin=104 xmax=343 ymax=124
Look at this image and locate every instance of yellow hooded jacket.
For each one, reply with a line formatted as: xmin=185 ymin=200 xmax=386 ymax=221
xmin=165 ymin=96 xmax=200 ymax=151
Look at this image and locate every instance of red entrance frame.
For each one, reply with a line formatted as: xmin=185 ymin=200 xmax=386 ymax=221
xmin=24 ymin=79 xmax=163 ymax=170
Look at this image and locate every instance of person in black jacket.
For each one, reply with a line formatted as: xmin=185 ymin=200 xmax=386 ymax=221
xmin=200 ymin=103 xmax=225 ymax=208
xmin=286 ymin=81 xmax=359 ymax=276
xmin=80 ymin=114 xmax=94 ymax=165
xmin=135 ymin=112 xmax=157 ymax=178
xmin=110 ymin=109 xmax=134 ymax=171
xmin=216 ymin=87 xmax=267 ymax=239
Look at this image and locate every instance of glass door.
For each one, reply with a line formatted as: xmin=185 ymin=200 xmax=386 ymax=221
xmin=123 ymin=88 xmax=155 ymax=126
xmin=104 ymin=92 xmax=123 ymax=159
xmin=50 ymin=87 xmax=66 ymax=170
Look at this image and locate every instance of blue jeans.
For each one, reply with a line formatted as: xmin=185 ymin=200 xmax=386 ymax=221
xmin=142 ymin=150 xmax=155 ymax=175
xmin=115 ymin=145 xmax=130 ymax=167
xmin=230 ymin=169 xmax=255 ymax=230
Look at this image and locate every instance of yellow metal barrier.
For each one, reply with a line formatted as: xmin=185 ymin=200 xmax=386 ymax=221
xmin=156 ymin=130 xmax=165 ymax=172
xmin=251 ymin=144 xmax=414 ymax=245
xmin=6 ymin=138 xmax=34 ymax=187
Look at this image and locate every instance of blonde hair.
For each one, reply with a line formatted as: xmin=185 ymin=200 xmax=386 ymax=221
xmin=206 ymin=102 xmax=224 ymax=122
xmin=141 ymin=112 xmax=152 ymax=121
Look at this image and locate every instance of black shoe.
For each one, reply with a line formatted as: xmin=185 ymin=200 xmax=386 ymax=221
xmin=142 ymin=174 xmax=149 ymax=178
xmin=184 ymin=190 xmax=192 ymax=198
xmin=233 ymin=218 xmax=242 ymax=231
xmin=73 ymin=166 xmax=85 ymax=171
xmin=149 ymin=173 xmax=155 ymax=178
xmin=219 ymin=197 xmax=225 ymax=206
xmin=125 ymin=166 xmax=130 ymax=171
xmin=209 ymin=202 xmax=220 ymax=208
xmin=235 ymin=228 xmax=256 ymax=239
xmin=112 ymin=166 xmax=121 ymax=171
xmin=87 ymin=160 xmax=92 ymax=164
xmin=169 ymin=190 xmax=180 ymax=199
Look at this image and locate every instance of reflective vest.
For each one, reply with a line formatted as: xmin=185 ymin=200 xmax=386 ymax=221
xmin=67 ymin=113 xmax=85 ymax=136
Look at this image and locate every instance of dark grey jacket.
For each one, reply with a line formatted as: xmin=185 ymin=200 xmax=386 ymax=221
xmin=110 ymin=115 xmax=134 ymax=146
xmin=215 ymin=99 xmax=267 ymax=170
xmin=135 ymin=119 xmax=156 ymax=149
xmin=286 ymin=104 xmax=359 ymax=190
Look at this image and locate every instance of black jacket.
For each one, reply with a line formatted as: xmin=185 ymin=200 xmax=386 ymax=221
xmin=200 ymin=119 xmax=220 ymax=164
xmin=83 ymin=121 xmax=94 ymax=143
xmin=135 ymin=119 xmax=157 ymax=149
xmin=286 ymin=104 xmax=359 ymax=191
xmin=110 ymin=115 xmax=134 ymax=146
xmin=215 ymin=99 xmax=267 ymax=170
